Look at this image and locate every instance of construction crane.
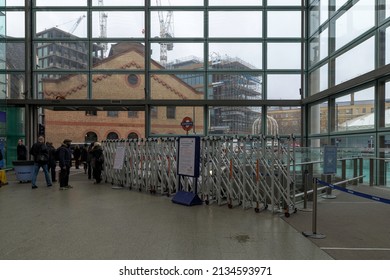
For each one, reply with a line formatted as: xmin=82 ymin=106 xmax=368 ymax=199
xmin=98 ymin=0 xmax=108 ymax=55
xmin=69 ymin=15 xmax=86 ymax=34
xmin=156 ymin=0 xmax=174 ymax=67
xmin=56 ymin=15 xmax=85 ymax=34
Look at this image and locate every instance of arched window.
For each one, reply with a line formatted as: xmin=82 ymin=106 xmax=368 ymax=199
xmin=127 ymin=132 xmax=138 ymax=139
xmin=85 ymin=132 xmax=97 ymax=142
xmin=107 ymin=132 xmax=119 ymax=140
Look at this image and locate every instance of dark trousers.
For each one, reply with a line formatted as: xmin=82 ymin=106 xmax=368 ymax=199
xmin=48 ymin=163 xmax=56 ymax=182
xmin=59 ymin=166 xmax=70 ymax=188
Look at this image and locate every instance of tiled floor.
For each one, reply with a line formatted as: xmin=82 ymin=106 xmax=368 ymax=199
xmin=0 ymin=169 xmax=332 ymax=260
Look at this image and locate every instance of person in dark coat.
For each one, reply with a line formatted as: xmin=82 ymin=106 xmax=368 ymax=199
xmin=73 ymin=145 xmax=81 ymax=169
xmin=46 ymin=142 xmax=57 ymax=183
xmin=58 ymin=139 xmax=72 ymax=190
xmin=30 ymin=136 xmax=52 ymax=189
xmin=87 ymin=142 xmax=95 ymax=180
xmin=91 ymin=142 xmax=104 ymax=184
xmin=17 ymin=139 xmax=27 ymax=160
xmin=80 ymin=144 xmax=89 ymax=174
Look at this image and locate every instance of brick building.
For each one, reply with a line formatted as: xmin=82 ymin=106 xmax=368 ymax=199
xmin=42 ymin=42 xmax=203 ymax=146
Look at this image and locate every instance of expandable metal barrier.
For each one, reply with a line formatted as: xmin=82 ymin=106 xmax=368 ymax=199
xmin=102 ymin=135 xmax=297 ymax=216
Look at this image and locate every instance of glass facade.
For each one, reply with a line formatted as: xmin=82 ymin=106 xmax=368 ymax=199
xmin=0 ymin=0 xmax=389 ymax=184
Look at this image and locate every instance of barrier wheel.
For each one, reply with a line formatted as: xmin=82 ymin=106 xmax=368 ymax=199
xmin=265 ymin=204 xmax=268 ymax=209
xmin=284 ymin=212 xmax=290 ymax=218
xmin=138 ymin=188 xmax=142 ymax=192
xmin=228 ymin=204 xmax=233 ymax=209
xmin=205 ymin=200 xmax=209 ymax=205
xmin=254 ymin=207 xmax=259 ymax=213
xmin=294 ymin=208 xmax=297 ymax=213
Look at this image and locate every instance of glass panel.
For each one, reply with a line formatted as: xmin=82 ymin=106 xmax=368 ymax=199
xmin=0 ymin=42 xmax=4 ymax=69
xmin=386 ymin=26 xmax=390 ymax=65
xmin=267 ymin=43 xmax=301 ymax=69
xmin=35 ymin=41 xmax=89 ymax=70
xmin=150 ymin=106 xmax=203 ymax=136
xmin=209 ymin=43 xmax=262 ymax=70
xmin=387 ymin=0 xmax=390 ymax=19
xmin=209 ymin=0 xmax=261 ymax=5
xmin=151 ymin=0 xmax=202 ymax=5
xmin=309 ymin=101 xmax=328 ymax=135
xmin=385 ymin=81 xmax=390 ymax=127
xmin=92 ymin=74 xmax=145 ymax=100
xmin=267 ymin=11 xmax=301 ymax=38
xmin=208 ymin=73 xmax=262 ymax=100
xmin=267 ymin=0 xmax=301 ymax=5
xmin=92 ymin=41 xmax=145 ymax=69
xmin=5 ymin=11 xmax=24 ymax=37
xmin=2 ymin=42 xmax=25 ymax=70
xmin=267 ymin=106 xmax=301 ymax=136
xmin=309 ymin=4 xmax=319 ymax=36
xmin=150 ymin=42 xmax=203 ymax=68
xmin=92 ymin=0 xmax=144 ymax=5
xmin=335 ymin=0 xmax=349 ymax=11
xmin=36 ymin=12 xmax=87 ymax=38
xmin=335 ymin=87 xmax=375 ymax=132
xmin=308 ymin=0 xmax=328 ymax=35
xmin=267 ymin=74 xmax=301 ymax=100
xmin=335 ymin=0 xmax=375 ymax=51
xmin=92 ymin=11 xmax=144 ymax=38
xmin=309 ymin=28 xmax=328 ymax=66
xmin=309 ymin=64 xmax=328 ymax=96
xmin=151 ymin=11 xmax=203 ymax=38
xmin=209 ymin=11 xmax=262 ymax=38
xmin=335 ymin=36 xmax=375 ymax=85
xmin=150 ymin=73 xmax=204 ymax=100
xmin=36 ymin=0 xmax=87 ymax=6
xmin=45 ymin=110 xmax=145 ymax=144
xmin=0 ymin=11 xmax=4 ymax=37
xmin=39 ymin=73 xmax=88 ymax=100
xmin=5 ymin=0 xmax=24 ymax=6
xmin=0 ymin=73 xmax=25 ymax=99
xmin=209 ymin=106 xmax=261 ymax=135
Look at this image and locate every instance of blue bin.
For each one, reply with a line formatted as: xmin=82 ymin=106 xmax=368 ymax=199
xmin=12 ymin=160 xmax=35 ymax=182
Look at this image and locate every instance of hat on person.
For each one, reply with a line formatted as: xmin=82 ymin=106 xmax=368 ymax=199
xmin=93 ymin=142 xmax=101 ymax=147
xmin=63 ymin=139 xmax=72 ymax=143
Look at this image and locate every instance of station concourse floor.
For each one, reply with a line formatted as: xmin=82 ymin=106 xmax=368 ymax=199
xmin=0 ymin=168 xmax=389 ymax=260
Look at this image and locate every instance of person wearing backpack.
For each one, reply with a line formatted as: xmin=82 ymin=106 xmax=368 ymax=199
xmin=29 ymin=136 xmax=52 ymax=189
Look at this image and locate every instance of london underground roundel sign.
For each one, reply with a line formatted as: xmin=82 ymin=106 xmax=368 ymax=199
xmin=181 ymin=116 xmax=193 ymax=131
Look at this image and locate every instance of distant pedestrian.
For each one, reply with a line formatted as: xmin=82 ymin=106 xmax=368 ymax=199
xmin=73 ymin=145 xmax=81 ymax=169
xmin=30 ymin=136 xmax=52 ymax=189
xmin=58 ymin=139 xmax=72 ymax=190
xmin=87 ymin=142 xmax=95 ymax=180
xmin=91 ymin=142 xmax=104 ymax=184
xmin=80 ymin=143 xmax=88 ymax=174
xmin=46 ymin=142 xmax=57 ymax=183
xmin=17 ymin=139 xmax=27 ymax=160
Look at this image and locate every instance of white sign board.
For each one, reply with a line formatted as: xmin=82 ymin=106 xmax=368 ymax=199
xmin=113 ymin=145 xmax=126 ymax=170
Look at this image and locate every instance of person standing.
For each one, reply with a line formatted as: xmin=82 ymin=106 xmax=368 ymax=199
xmin=17 ymin=139 xmax=27 ymax=160
xmin=30 ymin=136 xmax=52 ymax=189
xmin=46 ymin=142 xmax=57 ymax=183
xmin=80 ymin=143 xmax=88 ymax=174
xmin=91 ymin=142 xmax=104 ymax=184
xmin=87 ymin=142 xmax=95 ymax=180
xmin=73 ymin=145 xmax=81 ymax=169
xmin=58 ymin=139 xmax=72 ymax=190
